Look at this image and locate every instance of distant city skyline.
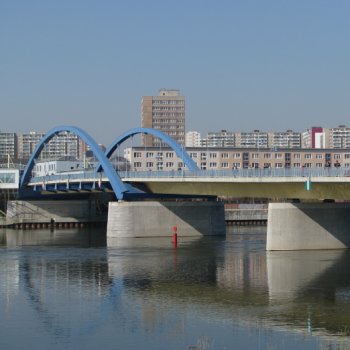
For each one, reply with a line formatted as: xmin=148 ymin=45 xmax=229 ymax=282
xmin=1 ymin=1 xmax=350 ymax=146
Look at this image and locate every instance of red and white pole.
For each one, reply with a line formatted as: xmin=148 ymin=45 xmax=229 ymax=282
xmin=173 ymin=226 xmax=177 ymax=247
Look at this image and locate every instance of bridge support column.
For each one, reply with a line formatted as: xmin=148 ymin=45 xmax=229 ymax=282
xmin=267 ymin=202 xmax=350 ymax=250
xmin=107 ymin=201 xmax=226 ymax=238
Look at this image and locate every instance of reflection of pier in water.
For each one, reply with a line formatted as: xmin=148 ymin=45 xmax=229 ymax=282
xmin=1 ymin=229 xmax=350 ymax=343
xmin=107 ymin=233 xmax=350 ymax=338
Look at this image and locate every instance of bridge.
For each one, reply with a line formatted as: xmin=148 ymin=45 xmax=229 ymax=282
xmin=25 ymin=167 xmax=350 ymax=200
xmin=3 ymin=125 xmax=350 ymax=251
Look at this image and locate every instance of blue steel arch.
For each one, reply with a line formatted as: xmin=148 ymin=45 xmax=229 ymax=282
xmin=95 ymin=128 xmax=200 ymax=172
xmin=20 ymin=126 xmax=128 ymax=199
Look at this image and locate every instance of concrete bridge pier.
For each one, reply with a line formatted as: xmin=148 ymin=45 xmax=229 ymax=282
xmin=107 ymin=200 xmax=226 ymax=238
xmin=266 ymin=202 xmax=350 ymax=250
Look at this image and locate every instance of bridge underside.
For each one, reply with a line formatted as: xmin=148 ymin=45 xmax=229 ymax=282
xmin=20 ymin=181 xmax=217 ymax=200
xmin=128 ymin=179 xmax=350 ymax=200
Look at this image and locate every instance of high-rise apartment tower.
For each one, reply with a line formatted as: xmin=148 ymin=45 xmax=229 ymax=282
xmin=141 ymin=89 xmax=185 ymax=147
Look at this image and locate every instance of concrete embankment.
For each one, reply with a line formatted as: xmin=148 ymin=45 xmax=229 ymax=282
xmin=225 ymin=204 xmax=268 ymax=225
xmin=0 ymin=200 xmax=106 ymax=229
xmin=225 ymin=209 xmax=268 ymax=225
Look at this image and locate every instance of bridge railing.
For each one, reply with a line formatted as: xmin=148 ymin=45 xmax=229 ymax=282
xmin=119 ymin=167 xmax=350 ymax=179
xmin=29 ymin=171 xmax=105 ymax=184
xmin=27 ymin=167 xmax=350 ymax=184
xmin=0 ymin=163 xmax=26 ymax=170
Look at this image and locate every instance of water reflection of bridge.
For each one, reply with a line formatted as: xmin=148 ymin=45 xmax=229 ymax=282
xmin=1 ymin=229 xmax=350 ymax=345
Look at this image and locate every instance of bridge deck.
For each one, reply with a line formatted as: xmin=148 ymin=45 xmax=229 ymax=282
xmin=26 ymin=168 xmax=350 ymax=200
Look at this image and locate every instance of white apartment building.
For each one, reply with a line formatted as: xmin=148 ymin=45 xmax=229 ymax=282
xmin=0 ymin=132 xmax=16 ymax=158
xmin=267 ymin=130 xmax=301 ymax=148
xmin=185 ymin=131 xmax=201 ymax=147
xmin=324 ymin=125 xmax=350 ymax=148
xmin=17 ymin=132 xmax=46 ymax=159
xmin=207 ymin=130 xmax=235 ymax=147
xmin=204 ymin=130 xmax=300 ymax=148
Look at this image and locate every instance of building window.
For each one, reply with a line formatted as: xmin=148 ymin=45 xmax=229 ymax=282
xmin=294 ymin=154 xmax=301 ymax=159
xmin=146 ymin=152 xmax=154 ymax=158
xmin=264 ymin=163 xmax=271 ymax=167
xmin=152 ymin=100 xmax=160 ymax=104
xmin=154 ymin=125 xmax=160 ymax=129
xmin=305 ymin=163 xmax=312 ymax=167
xmin=210 ymin=162 xmax=217 ymax=168
xmin=334 ymin=154 xmax=341 ymax=159
xmin=134 ymin=162 xmax=142 ymax=168
xmin=243 ymin=153 xmax=249 ymax=161
xmin=221 ymin=153 xmax=229 ymax=158
xmin=166 ymin=152 xmax=174 ymax=158
xmin=233 ymin=162 xmax=241 ymax=168
xmin=161 ymin=100 xmax=168 ymax=104
xmin=345 ymin=163 xmax=350 ymax=167
xmin=166 ymin=162 xmax=174 ymax=168
xmin=326 ymin=154 xmax=331 ymax=162
xmin=275 ymin=153 xmax=283 ymax=159
xmin=221 ymin=163 xmax=229 ymax=168
xmin=275 ymin=163 xmax=283 ymax=168
xmin=264 ymin=154 xmax=271 ymax=159
xmin=294 ymin=163 xmax=301 ymax=168
xmin=252 ymin=153 xmax=259 ymax=159
xmin=316 ymin=154 xmax=323 ymax=159
xmin=304 ymin=154 xmax=312 ymax=159
xmin=345 ymin=154 xmax=350 ymax=159
xmin=177 ymin=100 xmax=184 ymax=104
xmin=209 ymin=153 xmax=217 ymax=158
xmin=146 ymin=162 xmax=154 ymax=168
xmin=201 ymin=153 xmax=206 ymax=160
xmin=285 ymin=153 xmax=291 ymax=161
xmin=232 ymin=153 xmax=241 ymax=159
xmin=134 ymin=152 xmax=142 ymax=158
xmin=190 ymin=153 xmax=197 ymax=158
xmin=316 ymin=163 xmax=323 ymax=167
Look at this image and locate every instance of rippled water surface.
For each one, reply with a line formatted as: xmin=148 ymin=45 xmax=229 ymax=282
xmin=1 ymin=226 xmax=350 ymax=350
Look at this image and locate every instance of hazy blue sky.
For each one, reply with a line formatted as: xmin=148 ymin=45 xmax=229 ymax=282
xmin=1 ymin=1 xmax=350 ymax=146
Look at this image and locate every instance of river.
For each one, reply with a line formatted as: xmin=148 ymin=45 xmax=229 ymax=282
xmin=0 ymin=225 xmax=350 ymax=350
